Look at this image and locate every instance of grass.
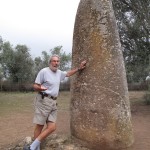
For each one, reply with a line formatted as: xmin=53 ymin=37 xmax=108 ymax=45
xmin=0 ymin=91 xmax=71 ymax=117
xmin=57 ymin=91 xmax=71 ymax=111
xmin=0 ymin=90 xmax=148 ymax=117
xmin=0 ymin=92 xmax=35 ymax=116
xmin=143 ymin=91 xmax=150 ymax=105
xmin=129 ymin=91 xmax=148 ymax=105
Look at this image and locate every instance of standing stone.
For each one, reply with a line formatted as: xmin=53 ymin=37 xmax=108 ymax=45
xmin=70 ymin=0 xmax=134 ymax=150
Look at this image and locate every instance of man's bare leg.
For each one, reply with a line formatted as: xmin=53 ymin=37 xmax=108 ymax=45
xmin=34 ymin=124 xmax=44 ymax=139
xmin=37 ymin=121 xmax=56 ymax=141
xmin=30 ymin=122 xmax=56 ymax=150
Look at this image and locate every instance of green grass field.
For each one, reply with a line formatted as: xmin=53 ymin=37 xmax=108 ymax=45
xmin=0 ymin=91 xmax=148 ymax=117
xmin=0 ymin=92 xmax=34 ymax=116
xmin=0 ymin=91 xmax=71 ymax=117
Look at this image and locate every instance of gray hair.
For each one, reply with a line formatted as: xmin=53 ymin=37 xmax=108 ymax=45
xmin=48 ymin=54 xmax=60 ymax=64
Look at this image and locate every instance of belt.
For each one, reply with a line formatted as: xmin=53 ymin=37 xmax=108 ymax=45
xmin=39 ymin=92 xmax=57 ymax=100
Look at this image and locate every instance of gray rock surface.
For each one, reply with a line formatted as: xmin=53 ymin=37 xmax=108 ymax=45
xmin=70 ymin=0 xmax=134 ymax=149
xmin=8 ymin=134 xmax=90 ymax=150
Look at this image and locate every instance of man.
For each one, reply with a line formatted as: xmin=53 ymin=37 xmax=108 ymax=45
xmin=146 ymin=73 xmax=150 ymax=82
xmin=24 ymin=54 xmax=86 ymax=150
xmin=146 ymin=73 xmax=150 ymax=91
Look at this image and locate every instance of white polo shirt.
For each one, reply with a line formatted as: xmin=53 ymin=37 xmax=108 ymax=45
xmin=35 ymin=67 xmax=67 ymax=97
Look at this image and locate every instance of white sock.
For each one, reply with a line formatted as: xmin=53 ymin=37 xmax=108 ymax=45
xmin=37 ymin=145 xmax=40 ymax=150
xmin=30 ymin=139 xmax=41 ymax=150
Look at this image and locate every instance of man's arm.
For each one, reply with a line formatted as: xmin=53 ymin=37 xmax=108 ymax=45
xmin=33 ymin=83 xmax=47 ymax=91
xmin=66 ymin=60 xmax=86 ymax=77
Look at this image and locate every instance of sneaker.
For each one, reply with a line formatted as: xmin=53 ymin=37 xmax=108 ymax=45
xmin=23 ymin=144 xmax=31 ymax=150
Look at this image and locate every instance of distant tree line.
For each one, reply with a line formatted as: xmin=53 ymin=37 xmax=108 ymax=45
xmin=0 ymin=36 xmax=71 ymax=91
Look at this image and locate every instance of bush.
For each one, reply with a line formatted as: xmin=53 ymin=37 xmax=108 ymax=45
xmin=1 ymin=81 xmax=34 ymax=92
xmin=128 ymin=82 xmax=148 ymax=91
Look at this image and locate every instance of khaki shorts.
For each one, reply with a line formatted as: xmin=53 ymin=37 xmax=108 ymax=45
xmin=33 ymin=93 xmax=57 ymax=125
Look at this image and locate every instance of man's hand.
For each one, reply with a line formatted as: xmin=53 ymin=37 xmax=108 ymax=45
xmin=66 ymin=60 xmax=87 ymax=77
xmin=78 ymin=60 xmax=86 ymax=71
xmin=33 ymin=84 xmax=47 ymax=91
xmin=40 ymin=85 xmax=47 ymax=91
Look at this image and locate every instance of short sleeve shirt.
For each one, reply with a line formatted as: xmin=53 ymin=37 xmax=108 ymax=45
xmin=35 ymin=67 xmax=67 ymax=97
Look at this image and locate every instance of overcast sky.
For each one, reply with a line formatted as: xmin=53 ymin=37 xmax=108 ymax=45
xmin=0 ymin=0 xmax=80 ymax=58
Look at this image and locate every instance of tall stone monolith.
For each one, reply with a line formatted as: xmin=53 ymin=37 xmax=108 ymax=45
xmin=70 ymin=0 xmax=134 ymax=150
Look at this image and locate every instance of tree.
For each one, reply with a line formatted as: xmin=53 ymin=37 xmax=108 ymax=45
xmin=1 ymin=41 xmax=34 ymax=83
xmin=34 ymin=56 xmax=43 ymax=76
xmin=41 ymin=50 xmax=50 ymax=67
xmin=0 ymin=41 xmax=14 ymax=79
xmin=0 ymin=36 xmax=3 ymax=51
xmin=33 ymin=51 xmax=50 ymax=78
xmin=0 ymin=36 xmax=5 ymax=89
xmin=112 ymin=0 xmax=150 ymax=83
xmin=12 ymin=45 xmax=34 ymax=83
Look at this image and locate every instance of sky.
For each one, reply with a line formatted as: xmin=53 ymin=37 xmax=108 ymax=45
xmin=0 ymin=0 xmax=80 ymax=58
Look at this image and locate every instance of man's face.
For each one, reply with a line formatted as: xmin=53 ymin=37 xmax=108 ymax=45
xmin=49 ymin=56 xmax=60 ymax=72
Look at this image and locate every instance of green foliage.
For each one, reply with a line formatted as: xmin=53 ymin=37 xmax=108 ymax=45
xmin=34 ymin=56 xmax=43 ymax=76
xmin=41 ymin=50 xmax=50 ymax=67
xmin=0 ymin=40 xmax=34 ymax=83
xmin=1 ymin=42 xmax=14 ymax=79
xmin=0 ymin=36 xmax=3 ymax=51
xmin=33 ymin=51 xmax=50 ymax=77
xmin=112 ymin=0 xmax=150 ymax=83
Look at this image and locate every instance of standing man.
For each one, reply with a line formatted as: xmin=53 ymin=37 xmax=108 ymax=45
xmin=24 ymin=54 xmax=86 ymax=150
xmin=146 ymin=72 xmax=150 ymax=91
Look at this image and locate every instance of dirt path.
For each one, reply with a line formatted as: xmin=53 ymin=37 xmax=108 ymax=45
xmin=129 ymin=105 xmax=150 ymax=150
xmin=0 ymin=105 xmax=150 ymax=149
